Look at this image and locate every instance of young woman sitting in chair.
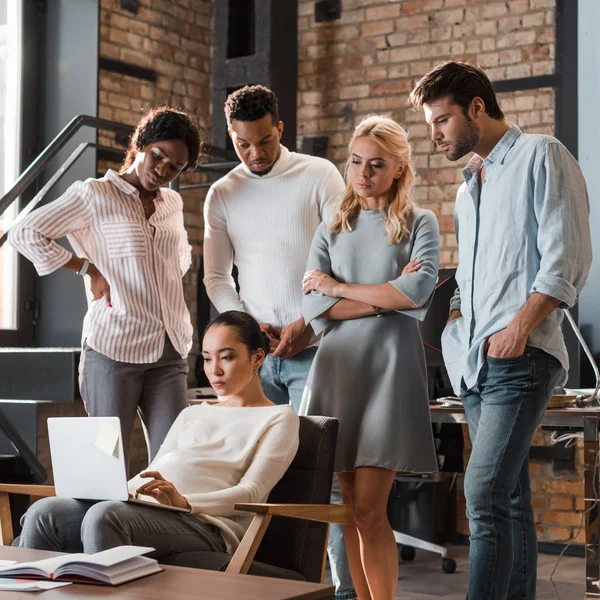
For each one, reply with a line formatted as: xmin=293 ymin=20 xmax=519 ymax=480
xmin=18 ymin=311 xmax=299 ymax=558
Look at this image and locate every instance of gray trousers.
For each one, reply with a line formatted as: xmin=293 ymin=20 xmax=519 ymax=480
xmin=19 ymin=497 xmax=226 ymax=557
xmin=80 ymin=336 xmax=188 ymax=472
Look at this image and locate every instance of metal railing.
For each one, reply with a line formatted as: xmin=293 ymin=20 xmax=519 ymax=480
xmin=0 ymin=141 xmax=123 ymax=248
xmin=0 ymin=114 xmax=239 ymax=245
xmin=0 ymin=115 xmax=132 ymax=220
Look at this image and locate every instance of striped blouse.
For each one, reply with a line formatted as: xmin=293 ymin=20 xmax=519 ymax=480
xmin=8 ymin=169 xmax=193 ymax=363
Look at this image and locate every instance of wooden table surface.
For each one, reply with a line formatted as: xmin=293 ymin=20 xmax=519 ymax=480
xmin=0 ymin=546 xmax=334 ymax=600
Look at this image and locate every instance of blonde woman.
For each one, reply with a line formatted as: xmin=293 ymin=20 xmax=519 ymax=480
xmin=300 ymin=115 xmax=440 ymax=600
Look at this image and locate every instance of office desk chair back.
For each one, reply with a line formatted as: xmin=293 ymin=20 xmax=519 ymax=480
xmin=161 ymin=415 xmax=340 ymax=583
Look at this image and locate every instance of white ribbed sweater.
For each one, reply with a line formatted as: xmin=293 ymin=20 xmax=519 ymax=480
xmin=127 ymin=403 xmax=299 ymax=552
xmin=203 ymin=146 xmax=345 ymax=328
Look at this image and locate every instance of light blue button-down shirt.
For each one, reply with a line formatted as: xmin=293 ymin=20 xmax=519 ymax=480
xmin=441 ymin=125 xmax=592 ymax=395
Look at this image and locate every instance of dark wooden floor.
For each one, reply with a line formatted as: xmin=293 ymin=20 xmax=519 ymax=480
xmin=325 ymin=546 xmax=584 ymax=599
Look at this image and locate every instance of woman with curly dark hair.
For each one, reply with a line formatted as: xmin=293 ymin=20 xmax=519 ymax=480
xmin=9 ymin=107 xmax=202 ymax=470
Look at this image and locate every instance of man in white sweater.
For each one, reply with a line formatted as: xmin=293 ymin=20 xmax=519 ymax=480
xmin=203 ymin=85 xmax=355 ymax=600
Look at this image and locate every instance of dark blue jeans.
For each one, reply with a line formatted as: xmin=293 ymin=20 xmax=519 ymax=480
xmin=462 ymin=347 xmax=563 ymax=600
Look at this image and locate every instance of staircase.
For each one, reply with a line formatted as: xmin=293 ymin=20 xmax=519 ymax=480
xmin=0 ymin=114 xmax=238 ymax=493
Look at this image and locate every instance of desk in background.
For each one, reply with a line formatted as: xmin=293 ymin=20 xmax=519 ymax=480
xmin=430 ymin=403 xmax=600 ymax=599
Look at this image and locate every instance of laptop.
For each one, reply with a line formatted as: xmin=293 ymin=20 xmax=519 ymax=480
xmin=47 ymin=417 xmax=189 ymax=513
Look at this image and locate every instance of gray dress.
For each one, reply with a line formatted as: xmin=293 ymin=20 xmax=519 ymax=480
xmin=299 ymin=207 xmax=440 ymax=473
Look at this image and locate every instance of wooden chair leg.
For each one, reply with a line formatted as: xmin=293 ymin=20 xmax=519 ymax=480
xmin=320 ymin=524 xmax=330 ymax=583
xmin=0 ymin=492 xmax=14 ymax=546
xmin=226 ymin=513 xmax=273 ymax=575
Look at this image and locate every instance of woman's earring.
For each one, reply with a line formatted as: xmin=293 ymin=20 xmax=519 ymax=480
xmin=254 ymin=368 xmax=259 ymax=377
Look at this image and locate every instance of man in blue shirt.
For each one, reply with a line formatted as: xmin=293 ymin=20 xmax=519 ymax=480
xmin=410 ymin=62 xmax=592 ymax=599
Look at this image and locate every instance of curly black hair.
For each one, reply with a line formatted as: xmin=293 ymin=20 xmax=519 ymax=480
xmin=224 ymin=85 xmax=279 ymax=127
xmin=120 ymin=106 xmax=202 ymax=173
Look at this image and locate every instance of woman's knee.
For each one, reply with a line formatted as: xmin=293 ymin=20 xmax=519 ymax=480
xmin=19 ymin=498 xmax=84 ymax=550
xmin=22 ymin=497 xmax=76 ymax=529
xmin=351 ymin=502 xmax=389 ymax=534
xmin=81 ymin=501 xmax=127 ymax=539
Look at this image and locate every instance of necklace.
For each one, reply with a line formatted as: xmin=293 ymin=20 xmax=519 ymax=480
xmin=118 ymin=174 xmax=155 ymax=215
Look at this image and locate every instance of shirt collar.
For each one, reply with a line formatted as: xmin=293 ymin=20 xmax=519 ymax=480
xmin=104 ymin=169 xmax=164 ymax=200
xmin=485 ymin=124 xmax=522 ymax=165
xmin=462 ymin=124 xmax=522 ymax=180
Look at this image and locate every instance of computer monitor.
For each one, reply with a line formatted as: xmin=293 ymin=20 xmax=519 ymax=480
xmin=419 ymin=268 xmax=457 ymax=369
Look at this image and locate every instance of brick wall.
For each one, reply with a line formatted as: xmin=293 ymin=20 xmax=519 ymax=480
xmin=457 ymin=426 xmax=585 ymax=545
xmin=297 ymin=0 xmax=555 ymax=267
xmin=98 ymin=0 xmax=213 ymax=375
xmin=297 ymin=0 xmax=584 ymax=544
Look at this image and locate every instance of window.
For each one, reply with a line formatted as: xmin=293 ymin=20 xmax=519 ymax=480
xmin=0 ymin=0 xmax=23 ymax=331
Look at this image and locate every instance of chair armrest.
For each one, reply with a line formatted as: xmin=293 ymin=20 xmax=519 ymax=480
xmin=0 ymin=484 xmax=55 ymax=497
xmin=234 ymin=503 xmax=349 ymax=525
xmin=0 ymin=485 xmax=55 ymax=546
xmin=226 ymin=503 xmax=349 ymax=576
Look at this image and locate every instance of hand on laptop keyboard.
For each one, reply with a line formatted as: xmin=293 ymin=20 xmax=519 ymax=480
xmin=134 ymin=471 xmax=191 ymax=511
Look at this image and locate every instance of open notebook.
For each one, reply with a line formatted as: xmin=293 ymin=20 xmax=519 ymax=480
xmin=0 ymin=546 xmax=162 ymax=586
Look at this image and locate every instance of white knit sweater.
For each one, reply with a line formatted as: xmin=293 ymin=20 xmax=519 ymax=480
xmin=127 ymin=403 xmax=299 ymax=552
xmin=203 ymin=146 xmax=345 ymax=329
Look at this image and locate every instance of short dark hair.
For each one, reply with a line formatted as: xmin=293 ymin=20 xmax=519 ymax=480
xmin=224 ymin=85 xmax=279 ymax=127
xmin=409 ymin=61 xmax=504 ymax=120
xmin=121 ymin=106 xmax=202 ymax=172
xmin=205 ymin=310 xmax=270 ymax=356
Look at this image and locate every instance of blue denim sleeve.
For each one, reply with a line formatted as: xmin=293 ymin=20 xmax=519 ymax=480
xmin=389 ymin=210 xmax=440 ymax=322
xmin=531 ymin=141 xmax=592 ymax=308
xmin=302 ymin=222 xmax=341 ymax=336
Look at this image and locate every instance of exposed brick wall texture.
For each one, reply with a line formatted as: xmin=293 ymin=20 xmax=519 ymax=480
xmin=457 ymin=425 xmax=585 ymax=545
xmin=98 ymin=0 xmax=213 ymax=376
xmin=297 ymin=0 xmax=555 ymax=268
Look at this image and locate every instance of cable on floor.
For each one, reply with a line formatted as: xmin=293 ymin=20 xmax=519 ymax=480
xmin=549 ymin=441 xmax=599 ymax=599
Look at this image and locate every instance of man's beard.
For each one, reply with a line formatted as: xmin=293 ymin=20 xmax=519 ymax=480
xmin=444 ymin=116 xmax=479 ymax=161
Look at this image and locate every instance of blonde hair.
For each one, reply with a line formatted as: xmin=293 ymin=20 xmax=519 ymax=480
xmin=330 ymin=115 xmax=415 ymax=244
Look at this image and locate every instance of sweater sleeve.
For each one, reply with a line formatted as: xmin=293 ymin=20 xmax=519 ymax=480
xmin=202 ymin=186 xmax=246 ymax=313
xmin=8 ymin=180 xmax=95 ymax=276
xmin=184 ymin=410 xmax=300 ymax=517
xmin=317 ymin=162 xmax=345 ymax=226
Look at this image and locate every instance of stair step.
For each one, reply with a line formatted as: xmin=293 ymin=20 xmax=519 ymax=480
xmin=0 ymin=348 xmax=81 ymax=402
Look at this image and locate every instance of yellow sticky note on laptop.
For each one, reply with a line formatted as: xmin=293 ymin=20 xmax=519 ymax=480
xmin=95 ymin=421 xmax=120 ymax=457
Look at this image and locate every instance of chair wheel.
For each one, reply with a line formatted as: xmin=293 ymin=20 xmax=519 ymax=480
xmin=400 ymin=546 xmax=415 ymax=561
xmin=442 ymin=557 xmax=456 ymax=573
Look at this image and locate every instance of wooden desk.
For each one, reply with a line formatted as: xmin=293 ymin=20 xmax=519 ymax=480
xmin=430 ymin=403 xmax=600 ymax=599
xmin=0 ymin=546 xmax=335 ymax=600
